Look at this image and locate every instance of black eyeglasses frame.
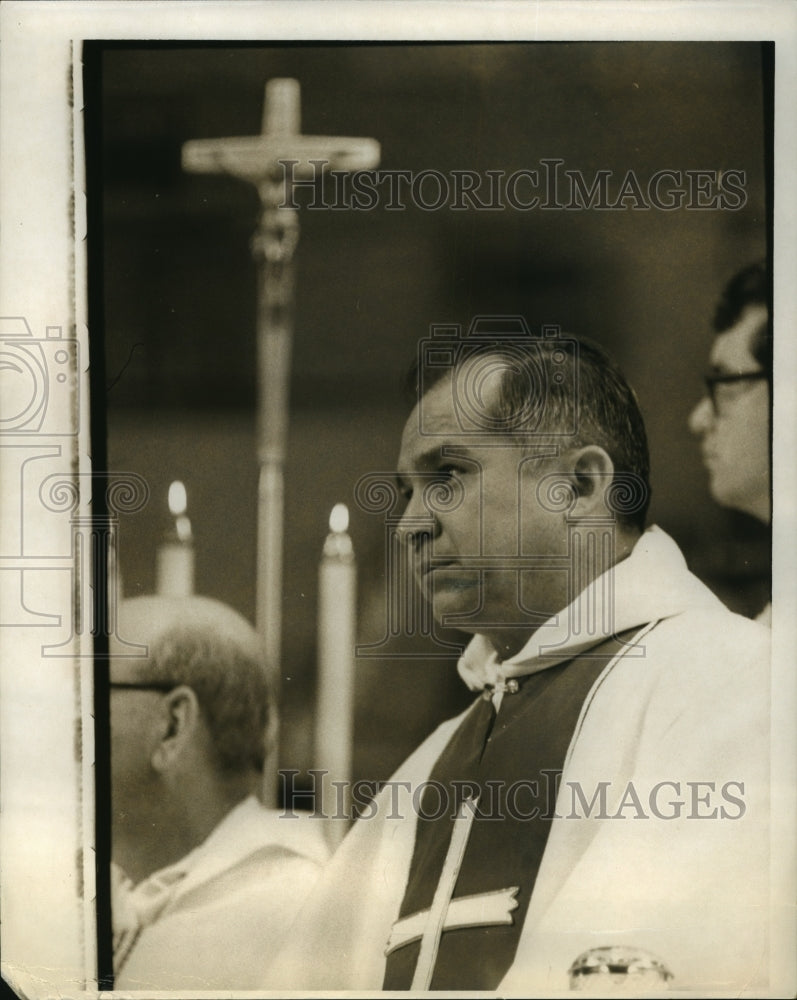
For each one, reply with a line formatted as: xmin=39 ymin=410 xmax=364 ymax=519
xmin=702 ymin=370 xmax=769 ymax=414
xmin=109 ymin=681 xmax=178 ymax=692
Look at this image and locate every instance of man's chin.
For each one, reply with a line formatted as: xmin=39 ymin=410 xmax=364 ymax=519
xmin=709 ymin=476 xmax=757 ymax=518
xmin=426 ymin=573 xmax=481 ymax=619
xmin=707 ymin=471 xmax=734 ymax=509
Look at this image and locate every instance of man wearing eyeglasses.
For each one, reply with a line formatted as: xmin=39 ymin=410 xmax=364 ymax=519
xmin=110 ymin=595 xmax=328 ymax=990
xmin=688 ymin=261 xmax=771 ymax=623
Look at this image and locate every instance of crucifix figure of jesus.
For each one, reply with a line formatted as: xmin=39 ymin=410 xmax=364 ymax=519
xmin=182 ymin=79 xmax=380 ymax=801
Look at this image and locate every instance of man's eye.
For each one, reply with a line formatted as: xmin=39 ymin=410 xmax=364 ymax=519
xmin=438 ymin=465 xmax=464 ymax=479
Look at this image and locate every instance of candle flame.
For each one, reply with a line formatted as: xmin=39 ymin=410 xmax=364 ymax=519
xmin=168 ymin=480 xmax=187 ymax=517
xmin=329 ymin=502 xmax=349 ymax=534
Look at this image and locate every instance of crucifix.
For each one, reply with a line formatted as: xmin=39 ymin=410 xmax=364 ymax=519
xmin=182 ymin=79 xmax=380 ymax=802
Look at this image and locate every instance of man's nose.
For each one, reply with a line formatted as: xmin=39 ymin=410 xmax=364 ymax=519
xmin=396 ymin=496 xmax=438 ymax=549
xmin=688 ymin=395 xmax=713 ymax=436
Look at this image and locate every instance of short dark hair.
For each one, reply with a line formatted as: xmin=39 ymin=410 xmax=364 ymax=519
xmin=713 ymin=260 xmax=771 ymax=373
xmin=407 ymin=331 xmax=651 ymax=530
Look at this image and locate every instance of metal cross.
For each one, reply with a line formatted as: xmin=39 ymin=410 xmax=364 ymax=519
xmin=182 ymin=79 xmax=380 ymax=801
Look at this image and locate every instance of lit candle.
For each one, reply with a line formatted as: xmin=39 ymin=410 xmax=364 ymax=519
xmin=156 ymin=480 xmax=195 ymax=596
xmin=315 ymin=503 xmax=357 ymax=844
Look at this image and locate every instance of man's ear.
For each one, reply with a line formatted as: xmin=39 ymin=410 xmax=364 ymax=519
xmin=569 ymin=446 xmax=615 ymax=519
xmin=150 ymin=685 xmax=200 ymax=773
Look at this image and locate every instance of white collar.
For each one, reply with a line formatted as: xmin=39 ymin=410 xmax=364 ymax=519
xmin=113 ymin=796 xmax=330 ymax=970
xmin=122 ymin=794 xmax=328 ymax=909
xmin=457 ymin=525 xmax=723 ymax=693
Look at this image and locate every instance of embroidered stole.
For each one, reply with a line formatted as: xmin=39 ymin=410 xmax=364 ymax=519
xmin=382 ymin=630 xmax=639 ymax=990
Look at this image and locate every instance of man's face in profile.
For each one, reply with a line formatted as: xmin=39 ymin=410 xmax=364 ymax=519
xmin=396 ymin=362 xmax=568 ymax=634
xmin=109 ymin=658 xmax=164 ymax=853
xmin=689 ymin=304 xmax=770 ymax=523
xmin=108 ymin=608 xmax=167 ymax=860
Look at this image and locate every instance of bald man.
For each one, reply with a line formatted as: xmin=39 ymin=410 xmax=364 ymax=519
xmin=110 ymin=596 xmax=328 ymax=990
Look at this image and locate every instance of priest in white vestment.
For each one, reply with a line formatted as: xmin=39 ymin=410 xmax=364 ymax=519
xmin=266 ymin=330 xmax=771 ymax=994
xmin=110 ymin=595 xmax=328 ymax=990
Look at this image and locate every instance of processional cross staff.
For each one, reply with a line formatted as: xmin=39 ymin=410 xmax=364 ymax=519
xmin=182 ymin=79 xmax=380 ymax=802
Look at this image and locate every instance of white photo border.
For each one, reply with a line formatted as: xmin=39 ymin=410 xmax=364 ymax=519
xmin=0 ymin=2 xmax=795 ymax=997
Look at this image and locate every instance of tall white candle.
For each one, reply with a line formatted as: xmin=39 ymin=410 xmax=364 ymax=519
xmin=315 ymin=503 xmax=357 ymax=844
xmin=156 ymin=480 xmax=195 ymax=597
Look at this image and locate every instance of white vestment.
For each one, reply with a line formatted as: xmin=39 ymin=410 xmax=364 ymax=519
xmin=265 ymin=527 xmax=771 ymax=993
xmin=113 ymin=795 xmax=329 ymax=990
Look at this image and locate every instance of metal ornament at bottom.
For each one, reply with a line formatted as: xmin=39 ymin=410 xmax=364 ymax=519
xmin=569 ymin=945 xmax=673 ymax=993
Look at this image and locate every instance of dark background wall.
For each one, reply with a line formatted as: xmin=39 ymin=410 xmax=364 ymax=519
xmin=93 ymin=42 xmax=770 ymax=789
